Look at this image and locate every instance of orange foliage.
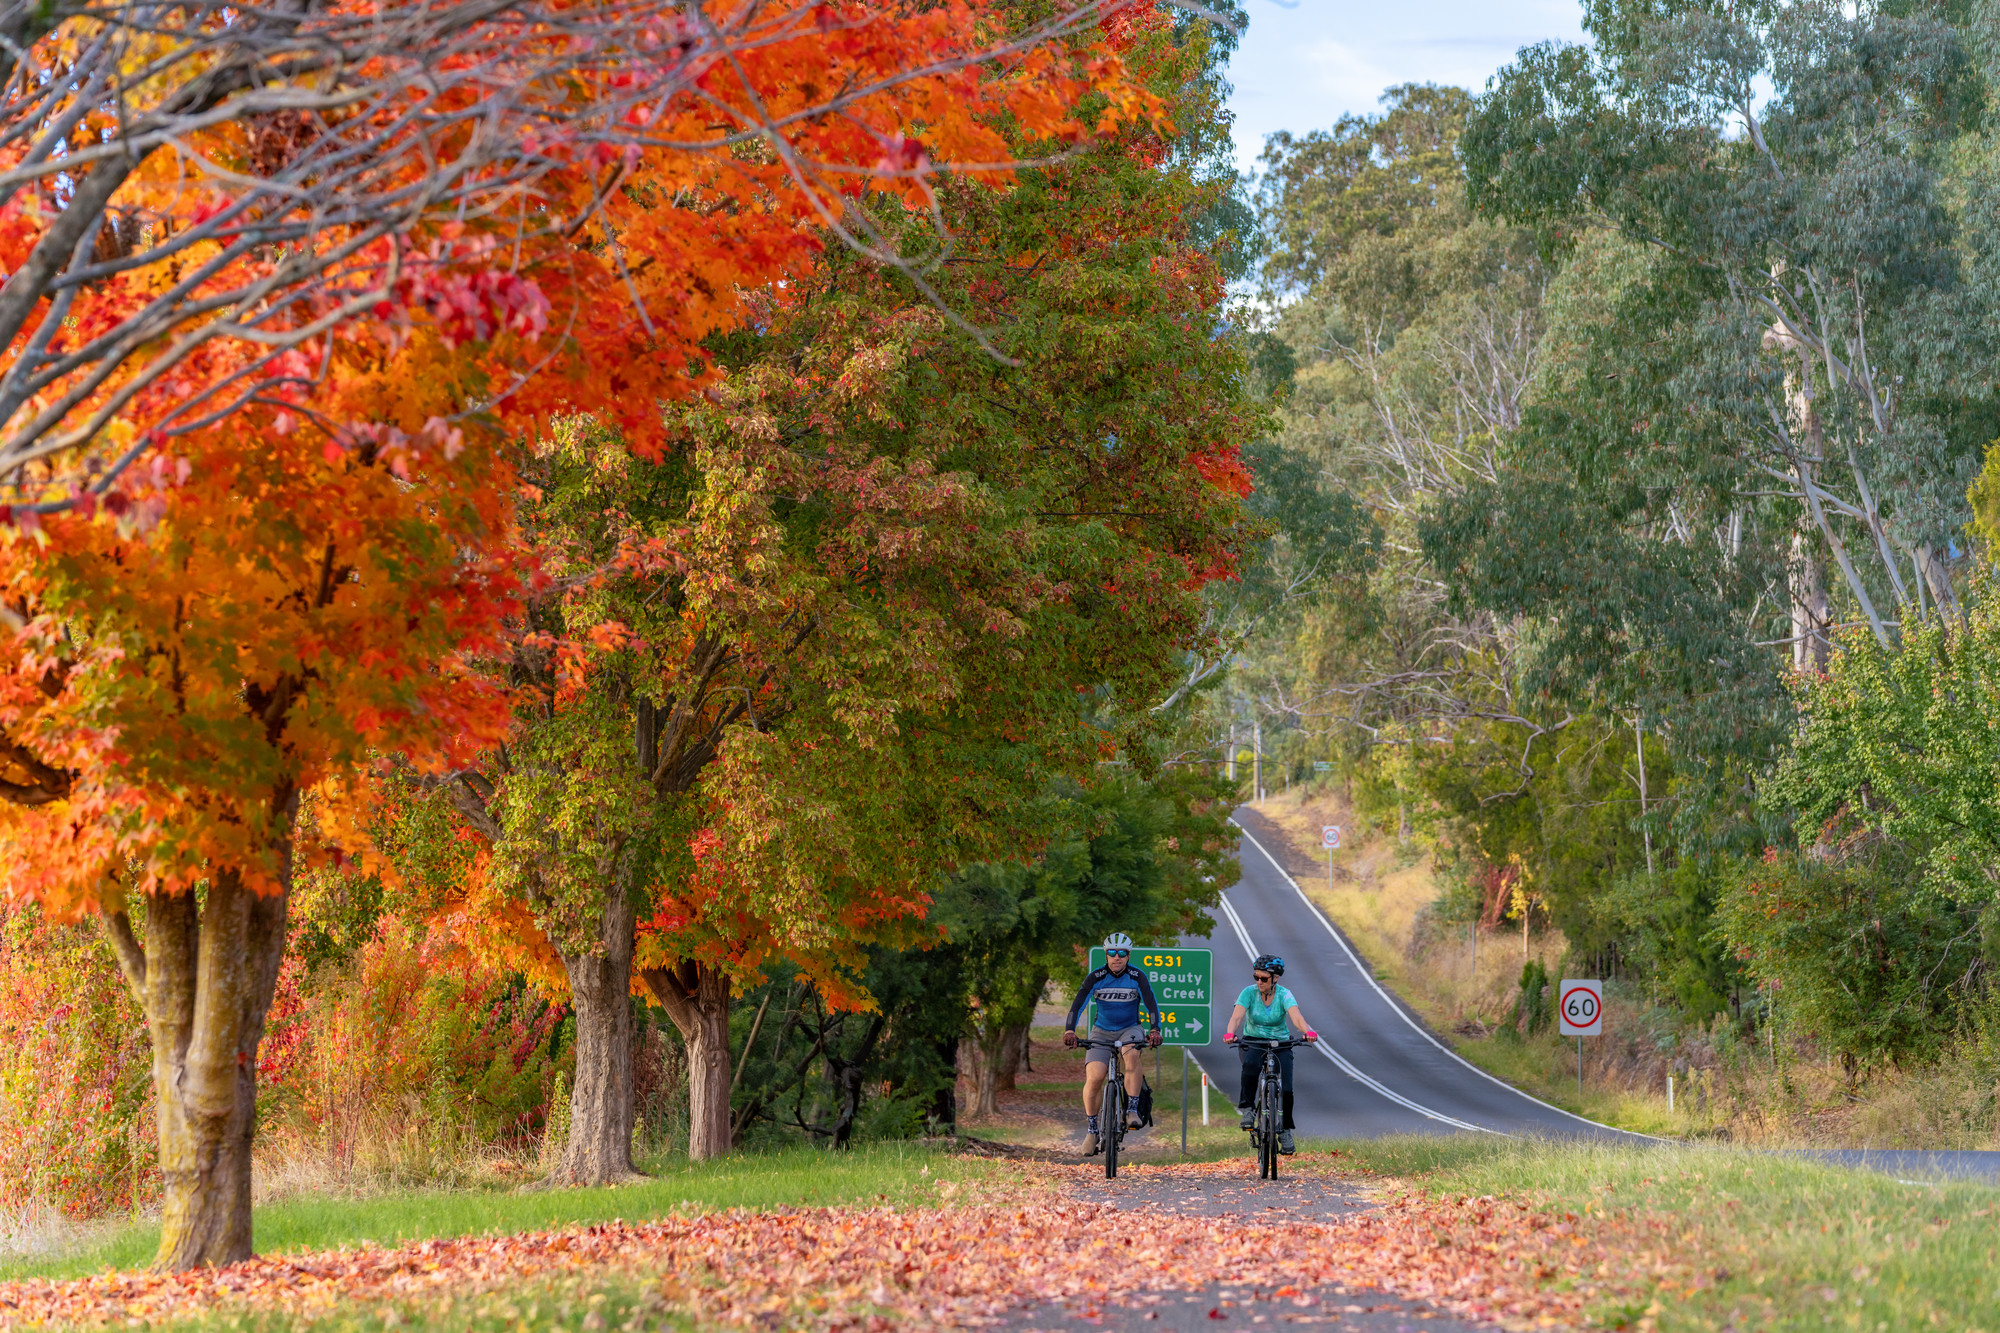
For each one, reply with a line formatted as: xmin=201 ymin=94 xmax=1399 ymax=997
xmin=0 ymin=0 xmax=1161 ymax=912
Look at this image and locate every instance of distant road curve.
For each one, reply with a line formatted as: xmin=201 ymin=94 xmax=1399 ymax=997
xmin=1188 ymin=809 xmax=2000 ymax=1188
xmin=1182 ymin=809 xmax=1646 ymax=1142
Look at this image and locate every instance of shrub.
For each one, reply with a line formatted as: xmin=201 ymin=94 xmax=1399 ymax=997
xmin=266 ymin=914 xmax=569 ymax=1180
xmin=0 ymin=905 xmax=152 ymax=1217
xmin=0 ymin=894 xmax=572 ymax=1217
xmin=1717 ymin=849 xmax=1982 ymax=1073
xmin=1513 ymin=958 xmax=1551 ymax=1034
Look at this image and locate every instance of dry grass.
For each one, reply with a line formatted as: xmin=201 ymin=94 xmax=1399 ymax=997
xmin=248 ymin=1095 xmax=555 ymax=1208
xmin=0 ymin=1201 xmax=117 ymax=1268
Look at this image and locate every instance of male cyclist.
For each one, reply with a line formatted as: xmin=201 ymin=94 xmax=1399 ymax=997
xmin=1062 ymin=932 xmax=1163 ymax=1154
xmin=1222 ymin=954 xmax=1317 ymax=1155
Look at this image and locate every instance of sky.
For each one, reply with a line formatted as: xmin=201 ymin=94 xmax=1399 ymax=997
xmin=1224 ymin=0 xmax=1587 ymax=172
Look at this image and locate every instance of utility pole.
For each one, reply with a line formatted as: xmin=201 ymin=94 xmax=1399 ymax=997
xmin=1635 ymin=716 xmax=1655 ymax=877
xmin=1252 ymin=714 xmax=1263 ymax=802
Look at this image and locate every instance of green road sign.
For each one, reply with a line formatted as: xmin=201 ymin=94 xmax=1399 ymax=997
xmin=1089 ymin=946 xmax=1212 ymax=1045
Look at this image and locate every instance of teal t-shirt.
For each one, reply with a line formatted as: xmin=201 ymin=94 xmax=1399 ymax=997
xmin=1236 ymin=984 xmax=1297 ymax=1039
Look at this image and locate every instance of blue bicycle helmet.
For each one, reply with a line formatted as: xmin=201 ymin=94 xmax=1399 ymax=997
xmin=1253 ymin=954 xmax=1285 ymax=976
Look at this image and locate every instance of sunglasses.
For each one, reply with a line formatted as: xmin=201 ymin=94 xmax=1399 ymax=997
xmin=1106 ymin=949 xmax=1130 ymax=958
xmin=1252 ymin=973 xmax=1273 ymax=982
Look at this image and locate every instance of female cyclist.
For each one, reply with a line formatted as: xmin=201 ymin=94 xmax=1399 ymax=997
xmin=1222 ymin=954 xmax=1317 ymax=1155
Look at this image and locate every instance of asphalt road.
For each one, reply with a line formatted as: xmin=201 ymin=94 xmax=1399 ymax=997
xmin=1181 ymin=811 xmax=1648 ymax=1144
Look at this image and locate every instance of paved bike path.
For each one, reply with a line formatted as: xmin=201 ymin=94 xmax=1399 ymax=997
xmin=994 ymin=1172 xmax=1484 ymax=1333
xmin=1182 ymin=811 xmax=1646 ymax=1143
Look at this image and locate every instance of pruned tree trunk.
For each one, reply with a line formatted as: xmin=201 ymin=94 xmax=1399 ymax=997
xmin=102 ymin=864 xmax=292 ymax=1272
xmin=963 ymin=1033 xmax=1000 ymax=1119
xmin=552 ymin=883 xmax=639 ymax=1184
xmin=996 ymin=1021 xmax=1029 ymax=1091
xmin=641 ymin=960 xmax=731 ymax=1159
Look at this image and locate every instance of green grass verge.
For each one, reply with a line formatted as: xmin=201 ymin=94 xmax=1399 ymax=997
xmin=158 ymin=1274 xmax=684 ymax=1333
xmin=0 ymin=1142 xmax=1016 ymax=1285
xmin=1319 ymin=1133 xmax=2000 ymax=1331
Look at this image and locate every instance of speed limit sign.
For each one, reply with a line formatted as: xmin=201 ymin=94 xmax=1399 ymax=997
xmin=1558 ymin=979 xmax=1602 ymax=1036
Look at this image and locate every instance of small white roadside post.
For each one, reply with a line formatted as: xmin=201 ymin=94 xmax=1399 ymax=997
xmin=1322 ymin=825 xmax=1340 ymax=892
xmin=1559 ymin=979 xmax=1602 ymax=1100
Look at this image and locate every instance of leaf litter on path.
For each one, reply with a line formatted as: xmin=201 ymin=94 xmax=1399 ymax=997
xmin=0 ymin=1155 xmax=1691 ymax=1330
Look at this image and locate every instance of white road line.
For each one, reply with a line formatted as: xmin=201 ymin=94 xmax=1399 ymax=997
xmin=1231 ymin=818 xmax=1654 ymax=1142
xmin=1216 ymin=890 xmax=1499 ymax=1135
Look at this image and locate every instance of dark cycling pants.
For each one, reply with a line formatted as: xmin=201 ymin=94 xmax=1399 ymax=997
xmin=1237 ymin=1046 xmax=1295 ymax=1131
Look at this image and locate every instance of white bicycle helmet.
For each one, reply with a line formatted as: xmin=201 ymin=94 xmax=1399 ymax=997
xmin=1103 ymin=932 xmax=1134 ymax=951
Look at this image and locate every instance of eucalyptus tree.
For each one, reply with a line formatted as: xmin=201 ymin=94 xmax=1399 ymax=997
xmin=1240 ymin=85 xmax=1567 ymax=812
xmin=1464 ymin=0 xmax=2000 ymax=654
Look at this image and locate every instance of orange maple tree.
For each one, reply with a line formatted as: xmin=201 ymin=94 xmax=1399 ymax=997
xmin=0 ymin=0 xmax=1161 ymax=1269
xmin=0 ymin=0 xmax=1151 ymax=501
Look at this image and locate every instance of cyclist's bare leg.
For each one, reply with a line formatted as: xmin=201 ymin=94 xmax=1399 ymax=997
xmin=1121 ymin=1044 xmax=1143 ymax=1097
xmin=1082 ymin=1061 xmax=1107 ymax=1117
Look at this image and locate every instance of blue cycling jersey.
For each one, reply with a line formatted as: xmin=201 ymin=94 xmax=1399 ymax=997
xmin=1065 ymin=964 xmax=1160 ymax=1032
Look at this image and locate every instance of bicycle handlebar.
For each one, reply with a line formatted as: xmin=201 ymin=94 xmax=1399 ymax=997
xmin=1233 ymin=1036 xmax=1310 ymax=1050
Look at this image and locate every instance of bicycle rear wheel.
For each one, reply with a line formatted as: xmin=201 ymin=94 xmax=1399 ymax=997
xmin=1104 ymin=1079 xmax=1122 ymax=1179
xmin=1249 ymin=1084 xmax=1267 ymax=1178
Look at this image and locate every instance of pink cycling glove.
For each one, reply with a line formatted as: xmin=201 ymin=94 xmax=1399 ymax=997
xmin=1304 ymin=1030 xmax=1319 ymax=1041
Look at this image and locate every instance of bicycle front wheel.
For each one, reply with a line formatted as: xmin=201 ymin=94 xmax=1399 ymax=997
xmin=1104 ymin=1080 xmax=1122 ymax=1179
xmin=1260 ymin=1078 xmax=1280 ymax=1179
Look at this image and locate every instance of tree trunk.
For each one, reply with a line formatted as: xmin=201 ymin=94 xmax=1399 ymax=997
xmin=929 ymin=1035 xmax=958 ymax=1135
xmin=827 ymin=1015 xmax=883 ymax=1150
xmin=641 ymin=960 xmax=731 ymax=1159
xmin=103 ymin=866 xmax=291 ymax=1272
xmin=1916 ymin=543 xmax=1962 ymax=626
xmin=996 ymin=1021 xmax=1029 ymax=1091
xmin=1790 ymin=531 xmax=1831 ymax=672
xmin=963 ymin=1033 xmax=1000 ymax=1119
xmin=552 ymin=883 xmax=639 ymax=1184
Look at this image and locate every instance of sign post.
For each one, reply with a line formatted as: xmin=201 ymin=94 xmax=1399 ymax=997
xmin=1181 ymin=1048 xmax=1189 ymax=1155
xmin=1558 ymin=979 xmax=1602 ymax=1099
xmin=1322 ymin=825 xmax=1340 ymax=892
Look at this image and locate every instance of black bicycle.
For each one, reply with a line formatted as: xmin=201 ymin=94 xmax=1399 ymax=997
xmin=1236 ymin=1037 xmax=1307 ymax=1179
xmin=1082 ymin=1034 xmax=1151 ymax=1179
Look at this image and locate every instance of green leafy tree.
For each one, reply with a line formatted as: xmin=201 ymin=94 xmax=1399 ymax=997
xmin=1717 ymin=848 xmax=1982 ymax=1074
xmin=724 ymin=768 xmax=1237 ymax=1138
xmin=1463 ymin=0 xmax=2000 ymax=654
